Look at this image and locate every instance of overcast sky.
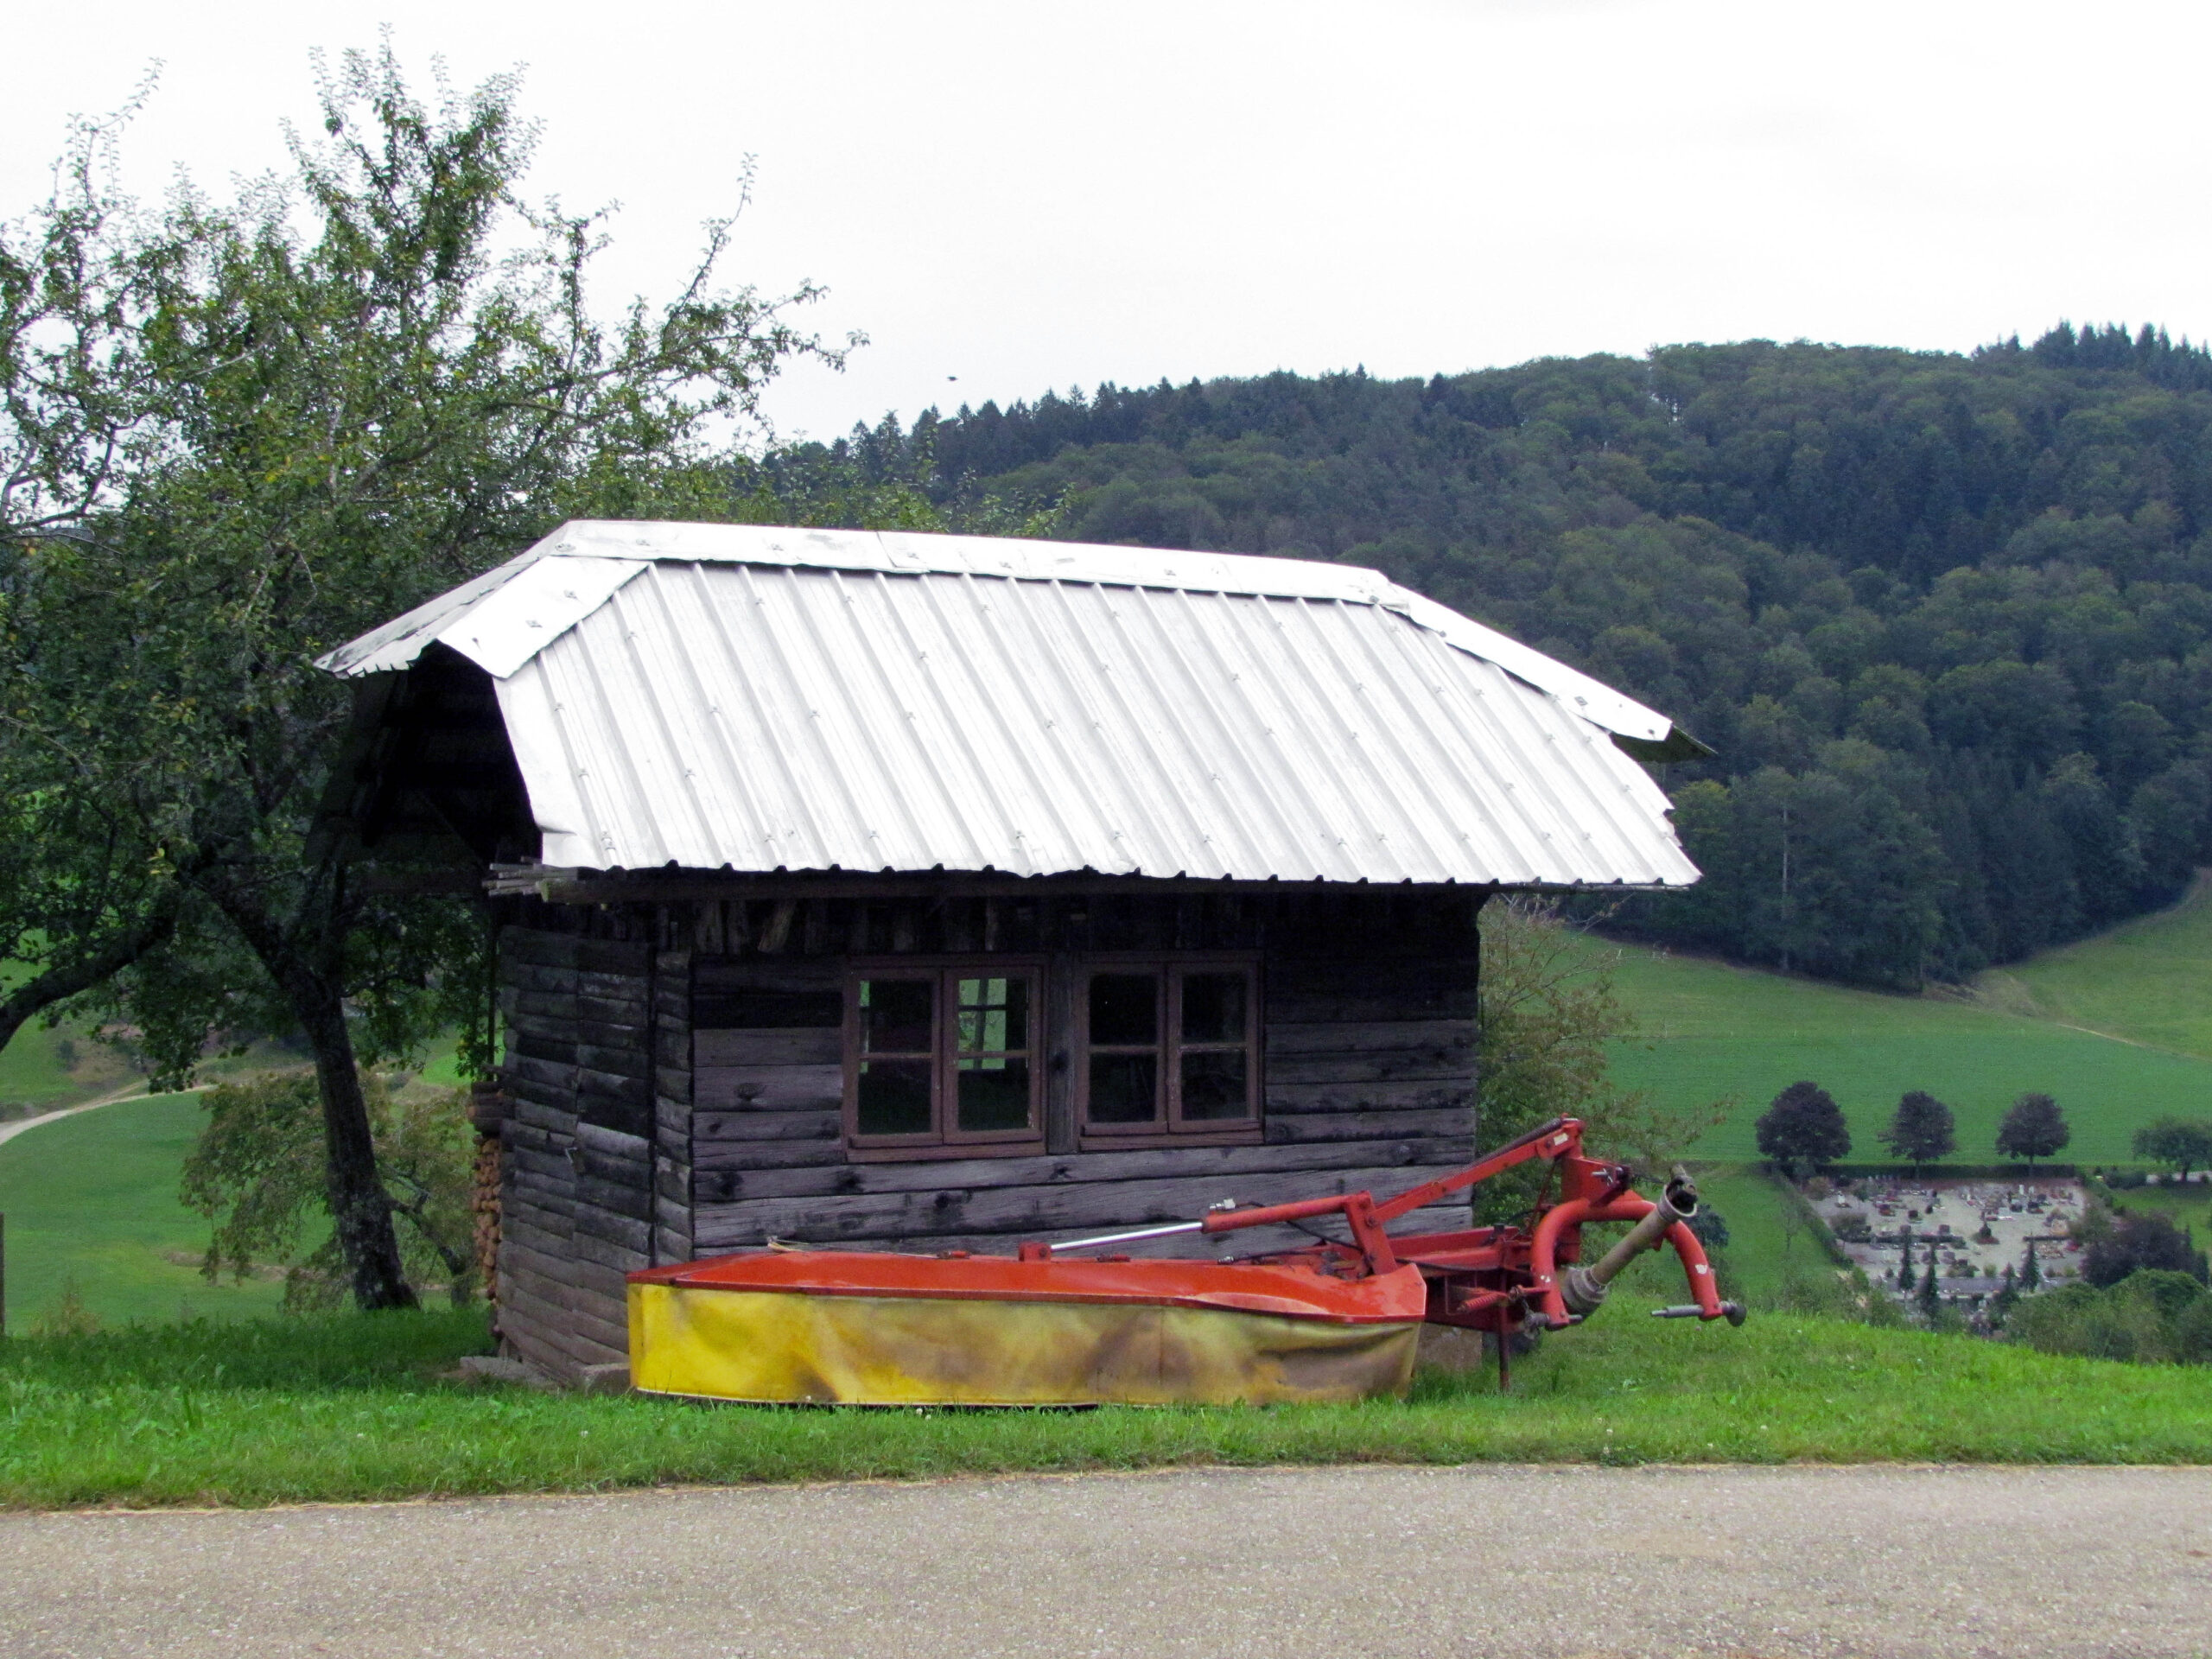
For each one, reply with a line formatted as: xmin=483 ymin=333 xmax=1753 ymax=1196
xmin=6 ymin=1 xmax=2206 ymax=442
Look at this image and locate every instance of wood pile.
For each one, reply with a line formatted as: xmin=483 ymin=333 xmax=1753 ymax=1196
xmin=471 ymin=1135 xmax=502 ymax=1306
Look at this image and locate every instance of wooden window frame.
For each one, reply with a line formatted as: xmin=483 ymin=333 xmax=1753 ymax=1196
xmin=1076 ymin=953 xmax=1263 ymax=1149
xmin=843 ymin=957 xmax=1046 ymax=1161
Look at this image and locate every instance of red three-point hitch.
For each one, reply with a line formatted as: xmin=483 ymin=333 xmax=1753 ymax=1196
xmin=1166 ymin=1117 xmax=1745 ymax=1387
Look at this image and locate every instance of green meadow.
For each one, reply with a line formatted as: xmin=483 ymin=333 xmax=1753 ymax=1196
xmin=0 ymin=1093 xmax=289 ymax=1329
xmin=1979 ymin=873 xmax=2212 ymax=1057
xmin=0 ymin=1034 xmax=463 ymax=1332
xmin=1593 ymin=892 xmax=2212 ymax=1166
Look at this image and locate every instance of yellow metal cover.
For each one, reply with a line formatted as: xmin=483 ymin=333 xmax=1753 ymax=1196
xmin=628 ymin=1281 xmax=1421 ymax=1406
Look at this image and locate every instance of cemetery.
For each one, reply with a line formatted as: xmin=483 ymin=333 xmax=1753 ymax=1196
xmin=1813 ymin=1178 xmax=2085 ymax=1311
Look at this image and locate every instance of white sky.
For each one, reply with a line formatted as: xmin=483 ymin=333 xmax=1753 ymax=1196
xmin=6 ymin=0 xmax=2207 ymax=442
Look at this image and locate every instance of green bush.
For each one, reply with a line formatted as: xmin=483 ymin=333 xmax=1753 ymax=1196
xmin=2008 ymin=1268 xmax=2212 ymax=1364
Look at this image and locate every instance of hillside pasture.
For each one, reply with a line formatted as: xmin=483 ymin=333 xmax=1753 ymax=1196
xmin=0 ymin=1093 xmax=288 ymax=1329
xmin=1973 ymin=872 xmax=2212 ymax=1058
xmin=1588 ymin=935 xmax=2212 ymax=1167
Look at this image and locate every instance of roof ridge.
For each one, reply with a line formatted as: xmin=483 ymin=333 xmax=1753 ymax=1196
xmin=321 ymin=519 xmax=1705 ymax=760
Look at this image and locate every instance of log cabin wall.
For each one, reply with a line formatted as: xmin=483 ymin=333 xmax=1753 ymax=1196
xmin=493 ymin=920 xmax=658 ymax=1379
xmin=493 ymin=887 xmax=1482 ymax=1376
xmin=677 ymin=887 xmax=1482 ymax=1260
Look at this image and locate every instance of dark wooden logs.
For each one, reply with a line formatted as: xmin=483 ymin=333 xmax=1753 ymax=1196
xmin=494 ymin=887 xmax=1484 ymax=1380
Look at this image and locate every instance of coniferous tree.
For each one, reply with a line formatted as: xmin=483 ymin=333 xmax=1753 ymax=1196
xmin=1916 ymin=1254 xmax=1942 ymax=1319
xmin=1897 ymin=1230 xmax=1914 ymax=1290
xmin=2022 ymin=1240 xmax=2042 ymax=1290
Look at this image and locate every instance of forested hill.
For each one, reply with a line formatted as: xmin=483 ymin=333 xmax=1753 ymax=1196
xmin=776 ymin=324 xmax=2212 ymax=989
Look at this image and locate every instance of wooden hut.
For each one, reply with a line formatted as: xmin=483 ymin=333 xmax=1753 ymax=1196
xmin=319 ymin=522 xmax=1702 ymax=1383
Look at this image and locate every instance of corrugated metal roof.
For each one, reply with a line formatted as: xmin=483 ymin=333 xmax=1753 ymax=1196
xmin=321 ymin=521 xmax=1701 ymax=888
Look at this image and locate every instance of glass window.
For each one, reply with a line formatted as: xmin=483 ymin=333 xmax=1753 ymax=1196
xmin=847 ymin=964 xmax=1042 ymax=1153
xmin=955 ymin=976 xmax=1033 ymax=1134
xmin=1085 ymin=972 xmax=1161 ymax=1126
xmin=856 ymin=977 xmax=935 ymax=1137
xmin=1080 ymin=960 xmax=1259 ymax=1141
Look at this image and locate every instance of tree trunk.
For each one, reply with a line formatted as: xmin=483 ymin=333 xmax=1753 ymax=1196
xmin=292 ymin=977 xmax=419 ymax=1311
xmin=201 ymin=877 xmax=418 ymax=1312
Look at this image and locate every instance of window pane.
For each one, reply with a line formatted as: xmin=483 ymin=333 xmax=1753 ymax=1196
xmin=1090 ymin=974 xmax=1158 ymax=1046
xmin=856 ymin=1059 xmax=933 ymax=1135
xmin=859 ymin=978 xmax=933 ymax=1053
xmin=1180 ymin=1051 xmax=1249 ymax=1121
xmin=957 ymin=976 xmax=1028 ymax=1054
xmin=1087 ymin=1052 xmax=1160 ymax=1124
xmin=1180 ymin=973 xmax=1248 ymax=1044
xmin=957 ymin=1056 xmax=1033 ymax=1133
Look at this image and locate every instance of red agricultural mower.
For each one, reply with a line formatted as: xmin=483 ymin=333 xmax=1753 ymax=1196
xmin=629 ymin=1116 xmax=1743 ymax=1407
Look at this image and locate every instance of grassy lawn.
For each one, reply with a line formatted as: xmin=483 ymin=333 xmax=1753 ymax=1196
xmin=0 ymin=1093 xmax=289 ymax=1330
xmin=1976 ymin=872 xmax=2212 ymax=1058
xmin=2 ymin=1294 xmax=2205 ymax=1510
xmin=0 ymin=1023 xmax=141 ymax=1119
xmin=2094 ymin=1180 xmax=2212 ymax=1231
xmin=1589 ymin=931 xmax=2212 ymax=1167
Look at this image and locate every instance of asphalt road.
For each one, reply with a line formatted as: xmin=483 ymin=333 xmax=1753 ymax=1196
xmin=4 ymin=1465 xmax=2209 ymax=1658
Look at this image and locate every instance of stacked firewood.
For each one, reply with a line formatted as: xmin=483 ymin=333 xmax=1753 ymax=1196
xmin=471 ymin=1136 xmax=502 ymax=1303
xmin=467 ymin=1083 xmax=510 ymax=1306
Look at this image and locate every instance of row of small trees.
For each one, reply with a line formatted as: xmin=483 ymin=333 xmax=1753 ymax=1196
xmin=1755 ymin=1083 xmax=2073 ymax=1177
xmin=1755 ymin=1080 xmax=2212 ymax=1179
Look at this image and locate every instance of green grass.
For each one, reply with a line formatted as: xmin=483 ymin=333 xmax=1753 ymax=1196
xmin=2094 ymin=1180 xmax=2212 ymax=1231
xmin=1976 ymin=872 xmax=2212 ymax=1058
xmin=0 ymin=1093 xmax=289 ymax=1330
xmin=0 ymin=1023 xmax=139 ymax=1118
xmin=1589 ymin=933 xmax=2212 ymax=1167
xmin=2 ymin=1298 xmax=2204 ymax=1509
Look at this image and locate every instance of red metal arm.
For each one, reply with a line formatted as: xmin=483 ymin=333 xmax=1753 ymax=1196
xmin=1199 ymin=1191 xmax=1398 ymax=1272
xmin=1525 ymin=1192 xmax=1728 ymax=1325
xmin=1197 ymin=1116 xmax=1600 ymax=1277
xmin=1369 ymin=1117 xmax=1586 ymax=1224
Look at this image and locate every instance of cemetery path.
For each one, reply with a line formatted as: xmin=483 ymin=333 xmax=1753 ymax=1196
xmin=3 ymin=1463 xmax=2207 ymax=1657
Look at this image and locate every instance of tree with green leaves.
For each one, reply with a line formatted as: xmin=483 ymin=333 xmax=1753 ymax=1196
xmin=2022 ymin=1238 xmax=2042 ymax=1291
xmin=1897 ymin=1230 xmax=1914 ymax=1290
xmin=1469 ymin=898 xmax=1730 ymax=1223
xmin=0 ymin=47 xmax=847 ymax=1308
xmin=1879 ymin=1090 xmax=1955 ymax=1178
xmin=1916 ymin=1253 xmax=1942 ymax=1320
xmin=1754 ymin=1080 xmax=1852 ymax=1179
xmin=2132 ymin=1117 xmax=2212 ymax=1179
xmin=182 ymin=1069 xmax=477 ymax=1307
xmin=1996 ymin=1092 xmax=2070 ymax=1175
xmin=2083 ymin=1213 xmax=2209 ymax=1288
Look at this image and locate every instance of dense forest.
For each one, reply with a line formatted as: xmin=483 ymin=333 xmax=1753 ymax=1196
xmin=752 ymin=324 xmax=2212 ymax=989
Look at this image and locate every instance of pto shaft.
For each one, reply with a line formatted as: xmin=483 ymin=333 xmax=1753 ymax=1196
xmin=1560 ymin=1166 xmax=1700 ymax=1317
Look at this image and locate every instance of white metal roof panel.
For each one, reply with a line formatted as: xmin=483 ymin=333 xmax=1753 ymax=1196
xmin=323 ymin=521 xmax=1700 ymax=887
